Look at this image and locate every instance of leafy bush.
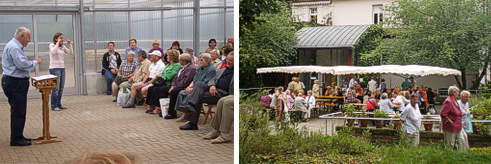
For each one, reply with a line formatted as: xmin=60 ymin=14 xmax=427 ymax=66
xmin=240 ymin=91 xmax=375 ymax=163
xmin=345 ymin=105 xmax=356 ymax=117
xmin=374 ymin=109 xmax=389 ymax=118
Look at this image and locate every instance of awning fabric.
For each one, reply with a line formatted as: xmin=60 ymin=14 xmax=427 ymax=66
xmin=256 ymin=65 xmax=461 ymax=77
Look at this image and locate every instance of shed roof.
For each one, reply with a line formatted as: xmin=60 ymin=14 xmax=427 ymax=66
xmin=295 ymin=25 xmax=371 ymax=49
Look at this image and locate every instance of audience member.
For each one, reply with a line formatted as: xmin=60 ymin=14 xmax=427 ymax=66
xmin=202 ymin=95 xmax=234 ymax=144
xmin=219 ymin=45 xmax=233 ymax=69
xmin=111 ymin=52 xmax=138 ymax=102
xmin=140 ymin=51 xmax=165 ymax=96
xmin=124 ymin=38 xmax=142 ymax=62
xmin=177 ymin=53 xmax=234 ymax=130
xmin=102 ymin=42 xmax=122 ymax=95
xmin=173 ymin=53 xmax=216 ymax=122
xmin=160 ymin=53 xmax=196 ymax=119
xmin=184 ymin=48 xmax=199 ymax=67
xmin=145 ymin=49 xmax=180 ymax=114
xmin=205 ymin=38 xmax=218 ymax=53
xmin=210 ymin=49 xmax=222 ymax=70
xmin=65 ymin=150 xmax=140 ymax=164
xmin=148 ymin=40 xmax=164 ymax=59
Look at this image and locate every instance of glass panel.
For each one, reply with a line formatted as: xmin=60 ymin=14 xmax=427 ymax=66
xmin=130 ymin=0 xmax=162 ymax=8
xmin=200 ymin=9 xmax=225 ymax=54
xmin=225 ymin=8 xmax=234 ymax=41
xmin=226 ymin=0 xmax=233 ymax=6
xmin=94 ymin=12 xmax=128 ymax=71
xmin=162 ymin=0 xmax=193 ymax=8
xmin=89 ymin=0 xmax=129 ymax=8
xmin=200 ymin=0 xmax=224 ymax=7
xmin=36 ymin=14 xmax=75 ymax=88
xmin=0 ymin=15 xmax=34 ymax=92
xmin=163 ymin=9 xmax=193 ymax=53
xmin=84 ymin=12 xmax=95 ymax=72
xmin=130 ymin=11 xmax=162 ymax=53
xmin=56 ymin=0 xmax=79 ymax=7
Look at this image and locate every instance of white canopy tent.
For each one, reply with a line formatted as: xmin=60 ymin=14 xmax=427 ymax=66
xmin=257 ymin=65 xmax=461 ymax=88
xmin=256 ymin=65 xmax=461 ymax=76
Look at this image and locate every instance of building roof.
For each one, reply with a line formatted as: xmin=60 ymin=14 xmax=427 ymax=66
xmin=295 ymin=25 xmax=371 ymax=49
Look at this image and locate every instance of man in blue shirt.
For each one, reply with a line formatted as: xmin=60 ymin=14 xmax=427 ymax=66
xmin=124 ymin=38 xmax=142 ymax=62
xmin=2 ymin=27 xmax=42 ymax=146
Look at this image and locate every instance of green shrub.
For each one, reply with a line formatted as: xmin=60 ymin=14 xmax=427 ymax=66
xmin=240 ymin=91 xmax=375 ymax=163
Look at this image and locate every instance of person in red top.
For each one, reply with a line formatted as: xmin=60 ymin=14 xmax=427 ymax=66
xmin=366 ymin=92 xmax=377 ymax=112
xmin=440 ymin=86 xmax=464 ymax=150
xmin=219 ymin=45 xmax=233 ymax=69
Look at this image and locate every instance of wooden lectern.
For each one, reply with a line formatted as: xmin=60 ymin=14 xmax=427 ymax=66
xmin=31 ymin=75 xmax=61 ymax=144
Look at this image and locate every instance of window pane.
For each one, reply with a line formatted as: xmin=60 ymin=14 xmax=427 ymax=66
xmin=225 ymin=8 xmax=234 ymax=42
xmin=93 ymin=12 xmax=128 ymax=72
xmin=200 ymin=0 xmax=224 ymax=7
xmin=200 ymin=9 xmax=225 ymax=54
xmin=163 ymin=9 xmax=193 ymax=52
xmin=130 ymin=11 xmax=162 ymax=53
xmin=162 ymin=0 xmax=193 ymax=8
xmin=84 ymin=12 xmax=95 ymax=72
xmin=130 ymin=0 xmax=161 ymax=8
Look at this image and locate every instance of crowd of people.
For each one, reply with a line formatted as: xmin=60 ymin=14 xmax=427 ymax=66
xmin=261 ymin=74 xmax=474 ymax=150
xmin=102 ymin=37 xmax=235 ymax=144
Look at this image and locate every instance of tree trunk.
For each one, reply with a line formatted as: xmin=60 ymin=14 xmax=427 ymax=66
xmin=454 ymin=75 xmax=463 ymax=89
xmin=461 ymin=67 xmax=467 ymax=90
xmin=471 ymin=63 xmax=488 ymax=89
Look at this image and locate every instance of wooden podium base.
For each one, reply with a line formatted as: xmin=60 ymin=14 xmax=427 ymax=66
xmin=32 ymin=75 xmax=61 ymax=145
xmin=34 ymin=135 xmax=61 ymax=144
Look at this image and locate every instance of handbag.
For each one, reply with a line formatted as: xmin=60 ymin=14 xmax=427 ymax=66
xmin=114 ymin=77 xmax=128 ymax=86
xmin=152 ymin=77 xmax=166 ymax=87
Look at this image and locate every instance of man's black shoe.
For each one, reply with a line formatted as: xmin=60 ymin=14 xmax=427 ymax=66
xmin=177 ymin=105 xmax=196 ymax=114
xmin=136 ymin=99 xmax=145 ymax=106
xmin=23 ymin=137 xmax=32 ymax=141
xmin=10 ymin=140 xmax=31 ymax=146
xmin=107 ymin=92 xmax=112 ymax=95
xmin=159 ymin=113 xmax=163 ymax=117
xmin=164 ymin=114 xmax=177 ymax=119
xmin=179 ymin=123 xmax=198 ymax=130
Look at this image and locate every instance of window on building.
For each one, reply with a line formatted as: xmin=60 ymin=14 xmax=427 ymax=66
xmin=310 ymin=8 xmax=317 ymax=23
xmin=373 ymin=5 xmax=383 ymax=24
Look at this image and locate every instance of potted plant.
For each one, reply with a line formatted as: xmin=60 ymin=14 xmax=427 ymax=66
xmin=344 ymin=105 xmax=356 ymax=127
xmin=373 ymin=109 xmax=388 ymax=128
xmin=392 ymin=115 xmax=402 ymax=130
xmin=359 ymin=109 xmax=370 ymax=127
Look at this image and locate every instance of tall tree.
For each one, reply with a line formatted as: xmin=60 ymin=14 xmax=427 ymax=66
xmin=375 ymin=0 xmax=491 ymax=89
xmin=240 ymin=1 xmax=298 ymax=88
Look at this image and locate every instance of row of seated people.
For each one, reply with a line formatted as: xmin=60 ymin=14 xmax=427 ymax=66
xmin=109 ymin=47 xmax=234 ymax=144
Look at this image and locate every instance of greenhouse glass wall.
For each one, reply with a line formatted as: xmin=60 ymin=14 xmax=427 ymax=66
xmin=0 ymin=0 xmax=234 ymax=100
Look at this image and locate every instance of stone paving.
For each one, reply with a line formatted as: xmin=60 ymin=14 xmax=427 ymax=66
xmin=0 ymin=95 xmax=233 ymax=164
